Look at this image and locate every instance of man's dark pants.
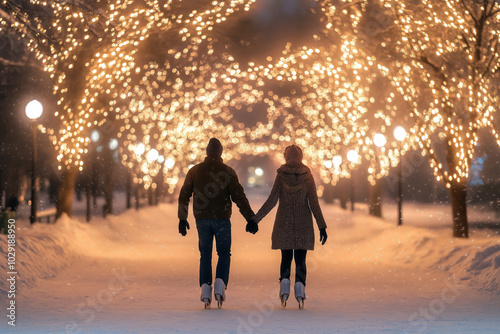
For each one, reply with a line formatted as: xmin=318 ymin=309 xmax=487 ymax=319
xmin=196 ymin=218 xmax=231 ymax=287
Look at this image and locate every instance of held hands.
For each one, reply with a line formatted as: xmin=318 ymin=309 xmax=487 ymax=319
xmin=319 ymin=228 xmax=328 ymax=245
xmin=246 ymin=218 xmax=259 ymax=234
xmin=179 ymin=219 xmax=190 ymax=236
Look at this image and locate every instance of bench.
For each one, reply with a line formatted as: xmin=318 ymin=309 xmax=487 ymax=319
xmin=37 ymin=208 xmax=57 ymax=223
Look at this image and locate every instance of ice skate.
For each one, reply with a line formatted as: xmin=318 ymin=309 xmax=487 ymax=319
xmin=200 ymin=283 xmax=212 ymax=309
xmin=294 ymin=282 xmax=306 ymax=310
xmin=214 ymin=278 xmax=226 ymax=309
xmin=279 ymin=278 xmax=290 ymax=308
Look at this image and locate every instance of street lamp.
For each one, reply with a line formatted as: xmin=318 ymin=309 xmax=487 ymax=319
xmin=25 ymin=100 xmax=43 ymax=224
xmin=347 ymin=150 xmax=359 ymax=212
xmin=346 ymin=150 xmax=358 ymax=164
xmin=165 ymin=157 xmax=175 ymax=169
xmin=90 ymin=130 xmax=101 ymax=143
xmin=109 ymin=138 xmax=119 ymax=150
xmin=394 ymin=126 xmax=406 ymax=226
xmin=146 ymin=149 xmax=159 ymax=163
xmin=333 ymin=155 xmax=342 ymax=168
xmin=370 ymin=133 xmax=386 ymax=218
xmin=134 ymin=142 xmax=145 ymax=210
xmin=135 ymin=142 xmax=145 ymax=156
xmin=374 ymin=133 xmax=387 ymax=148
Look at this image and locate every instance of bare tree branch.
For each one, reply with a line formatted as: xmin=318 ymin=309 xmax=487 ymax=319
xmin=483 ymin=38 xmax=499 ymax=79
xmin=0 ymin=56 xmax=42 ymax=70
xmin=418 ymin=56 xmax=446 ymax=83
xmin=459 ymin=0 xmax=478 ymax=25
xmin=486 ymin=0 xmax=497 ymax=17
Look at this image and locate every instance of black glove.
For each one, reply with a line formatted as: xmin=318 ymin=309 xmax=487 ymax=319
xmin=246 ymin=219 xmax=259 ymax=234
xmin=319 ymin=228 xmax=328 ymax=245
xmin=179 ymin=219 xmax=190 ymax=236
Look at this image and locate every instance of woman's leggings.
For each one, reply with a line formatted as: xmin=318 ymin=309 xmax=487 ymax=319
xmin=280 ymin=249 xmax=307 ymax=285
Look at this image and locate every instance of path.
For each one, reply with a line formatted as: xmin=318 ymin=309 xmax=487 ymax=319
xmin=4 ymin=195 xmax=500 ymax=333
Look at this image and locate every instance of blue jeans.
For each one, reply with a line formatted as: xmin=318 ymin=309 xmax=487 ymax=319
xmin=195 ymin=219 xmax=231 ymax=287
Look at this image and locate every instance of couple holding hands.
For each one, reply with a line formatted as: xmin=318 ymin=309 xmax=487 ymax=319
xmin=178 ymin=138 xmax=328 ymax=309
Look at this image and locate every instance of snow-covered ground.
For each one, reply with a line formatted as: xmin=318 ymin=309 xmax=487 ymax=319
xmin=1 ymin=190 xmax=499 ymax=334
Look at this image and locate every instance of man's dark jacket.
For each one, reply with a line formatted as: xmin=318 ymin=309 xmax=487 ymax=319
xmin=178 ymin=156 xmax=254 ymax=220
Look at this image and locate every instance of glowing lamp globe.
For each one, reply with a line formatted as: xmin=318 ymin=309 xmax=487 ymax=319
xmin=347 ymin=150 xmax=359 ymax=163
xmin=255 ymin=167 xmax=264 ymax=176
xmin=394 ymin=126 xmax=407 ymax=142
xmin=135 ymin=143 xmax=145 ymax=155
xmin=109 ymin=138 xmax=119 ymax=150
xmin=90 ymin=130 xmax=101 ymax=143
xmin=333 ymin=155 xmax=342 ymax=167
xmin=324 ymin=160 xmax=333 ymax=169
xmin=374 ymin=133 xmax=387 ymax=148
xmin=165 ymin=157 xmax=175 ymax=169
xmin=147 ymin=149 xmax=159 ymax=163
xmin=25 ymin=100 xmax=43 ymax=120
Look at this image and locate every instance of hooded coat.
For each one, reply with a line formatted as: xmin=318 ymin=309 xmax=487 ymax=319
xmin=254 ymin=160 xmax=327 ymax=250
xmin=178 ymin=156 xmax=254 ymax=221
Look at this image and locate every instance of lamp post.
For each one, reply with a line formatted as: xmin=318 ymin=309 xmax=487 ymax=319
xmin=370 ymin=133 xmax=386 ymax=218
xmin=347 ymin=150 xmax=358 ymax=212
xmin=146 ymin=149 xmax=159 ymax=206
xmin=103 ymin=138 xmax=118 ymax=217
xmin=25 ymin=100 xmax=43 ymax=224
xmin=135 ymin=143 xmax=145 ymax=210
xmin=84 ymin=130 xmax=101 ymax=222
xmin=394 ymin=126 xmax=406 ymax=226
xmin=156 ymin=155 xmax=165 ymax=205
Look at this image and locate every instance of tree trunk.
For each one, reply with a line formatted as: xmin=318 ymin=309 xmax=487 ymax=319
xmin=445 ymin=131 xmax=469 ymax=238
xmin=369 ymin=180 xmax=382 ymax=217
xmin=450 ymin=179 xmax=468 ymax=238
xmin=102 ymin=147 xmax=114 ymax=217
xmin=323 ymin=184 xmax=335 ymax=204
xmin=56 ymin=167 xmax=78 ymax=219
xmin=338 ymin=179 xmax=348 ymax=210
xmin=126 ymin=172 xmax=132 ymax=209
xmin=103 ymin=165 xmax=113 ymax=217
xmin=86 ymin=179 xmax=91 ymax=222
xmin=135 ymin=187 xmax=140 ymax=210
xmin=148 ymin=187 xmax=153 ymax=206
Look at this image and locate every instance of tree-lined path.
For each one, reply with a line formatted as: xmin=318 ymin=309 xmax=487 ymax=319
xmin=6 ymin=196 xmax=500 ymax=333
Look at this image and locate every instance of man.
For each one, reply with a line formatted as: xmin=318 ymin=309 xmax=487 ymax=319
xmin=178 ymin=138 xmax=259 ymax=309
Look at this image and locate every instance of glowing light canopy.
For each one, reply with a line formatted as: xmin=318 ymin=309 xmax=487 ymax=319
xmin=4 ymin=0 xmax=499 ymax=192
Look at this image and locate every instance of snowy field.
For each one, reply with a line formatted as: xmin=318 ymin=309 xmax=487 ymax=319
xmin=1 ymin=190 xmax=500 ymax=334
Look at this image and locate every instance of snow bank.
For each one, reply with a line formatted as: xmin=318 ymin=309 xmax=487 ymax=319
xmin=339 ymin=212 xmax=500 ymax=294
xmin=0 ymin=205 xmax=171 ymax=297
xmin=0 ymin=214 xmax=97 ymax=296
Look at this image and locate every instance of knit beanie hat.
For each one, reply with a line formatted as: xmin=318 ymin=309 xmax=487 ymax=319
xmin=206 ymin=138 xmax=223 ymax=157
xmin=284 ymin=144 xmax=303 ymax=163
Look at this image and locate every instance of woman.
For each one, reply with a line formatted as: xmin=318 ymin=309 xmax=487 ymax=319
xmin=253 ymin=144 xmax=328 ymax=309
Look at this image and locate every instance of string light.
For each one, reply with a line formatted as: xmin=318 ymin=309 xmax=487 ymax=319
xmin=378 ymin=0 xmax=500 ymax=189
xmin=3 ymin=0 xmax=496 ymax=192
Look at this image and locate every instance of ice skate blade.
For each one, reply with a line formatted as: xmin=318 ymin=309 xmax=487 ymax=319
xmin=297 ymin=298 xmax=304 ymax=310
xmin=280 ymin=294 xmax=288 ymax=308
xmin=215 ymin=294 xmax=224 ymax=309
xmin=203 ymin=298 xmax=211 ymax=309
